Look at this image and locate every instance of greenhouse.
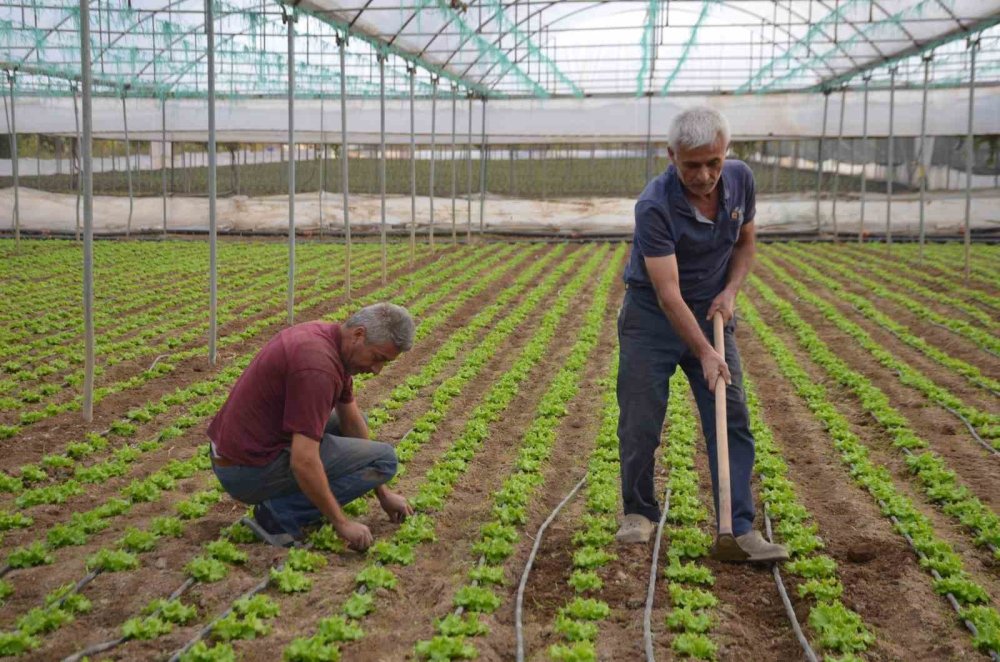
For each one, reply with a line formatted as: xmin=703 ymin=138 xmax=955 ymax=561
xmin=1 ymin=1 xmax=999 ymax=661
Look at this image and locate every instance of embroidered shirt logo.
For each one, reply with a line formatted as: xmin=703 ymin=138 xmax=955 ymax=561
xmin=731 ymin=207 xmax=744 ymax=222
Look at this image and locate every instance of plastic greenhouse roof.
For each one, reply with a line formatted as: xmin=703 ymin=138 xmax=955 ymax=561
xmin=0 ymin=0 xmax=998 ymax=100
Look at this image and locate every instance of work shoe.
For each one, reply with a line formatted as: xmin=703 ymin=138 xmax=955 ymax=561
xmin=733 ymin=530 xmax=789 ymax=563
xmin=241 ymin=503 xmax=297 ymax=548
xmin=615 ymin=513 xmax=655 ymax=544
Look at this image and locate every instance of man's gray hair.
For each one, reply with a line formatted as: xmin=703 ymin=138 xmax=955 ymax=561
xmin=345 ymin=303 xmax=415 ymax=351
xmin=668 ymin=106 xmax=731 ymax=151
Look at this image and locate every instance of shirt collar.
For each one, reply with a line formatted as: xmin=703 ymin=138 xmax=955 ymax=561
xmin=665 ymin=164 xmax=731 ymax=220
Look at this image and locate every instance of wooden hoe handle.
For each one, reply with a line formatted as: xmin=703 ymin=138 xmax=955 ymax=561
xmin=713 ymin=312 xmax=734 ymax=537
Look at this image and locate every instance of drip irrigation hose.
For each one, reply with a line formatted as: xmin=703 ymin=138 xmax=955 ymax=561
xmin=902 ymin=449 xmax=998 ymax=557
xmin=147 ymin=354 xmax=169 ymax=372
xmin=643 ymin=486 xmax=671 ymax=662
xmin=939 ymin=403 xmax=999 ymax=457
xmin=861 ymin=306 xmax=1000 ymax=402
xmin=514 ymin=475 xmax=587 ymax=662
xmin=63 ymin=574 xmax=198 ymax=662
xmin=927 ymin=321 xmax=1000 ymax=360
xmin=763 ymin=506 xmax=819 ymax=662
xmin=879 ymin=500 xmax=1000 ymax=662
xmin=167 ymin=539 xmax=309 ymax=662
xmin=884 ymin=362 xmax=999 ymax=457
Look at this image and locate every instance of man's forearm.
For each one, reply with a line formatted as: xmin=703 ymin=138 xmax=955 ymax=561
xmin=656 ymin=289 xmax=712 ymax=358
xmin=292 ymin=457 xmax=348 ymax=525
xmin=723 ymin=234 xmax=756 ymax=295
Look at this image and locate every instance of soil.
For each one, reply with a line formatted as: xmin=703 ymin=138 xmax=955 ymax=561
xmin=4 ymin=239 xmax=997 ymax=662
xmin=762 ymin=252 xmax=1000 ymax=509
xmin=769 ymin=246 xmax=1000 ymax=382
xmin=739 ymin=326 xmax=978 ymax=661
xmin=746 ymin=284 xmax=1000 ymax=610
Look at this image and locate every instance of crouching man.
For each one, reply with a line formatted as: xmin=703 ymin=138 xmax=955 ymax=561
xmin=207 ymin=303 xmax=415 ymax=550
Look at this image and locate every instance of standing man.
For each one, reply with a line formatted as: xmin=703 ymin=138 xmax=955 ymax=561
xmin=615 ymin=107 xmax=787 ymax=562
xmin=208 ymin=303 xmax=415 ymax=551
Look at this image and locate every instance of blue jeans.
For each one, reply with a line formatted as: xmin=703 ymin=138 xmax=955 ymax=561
xmin=616 ymin=285 xmax=756 ymax=536
xmin=211 ymin=412 xmax=397 ymax=538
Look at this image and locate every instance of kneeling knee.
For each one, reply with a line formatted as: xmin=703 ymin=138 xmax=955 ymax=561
xmin=373 ymin=442 xmax=398 ymax=481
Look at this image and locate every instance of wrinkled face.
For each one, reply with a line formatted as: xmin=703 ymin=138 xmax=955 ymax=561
xmin=342 ymin=326 xmax=401 ymax=376
xmin=668 ymin=135 xmax=728 ymax=197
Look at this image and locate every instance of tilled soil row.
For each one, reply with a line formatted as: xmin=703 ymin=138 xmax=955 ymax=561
xmin=739 ymin=329 xmax=978 ymax=661
xmin=232 ymin=246 xmax=610 ymax=661
xmin=0 ymin=245 xmax=512 ymax=632
xmin=745 ymin=285 xmax=1000 ymax=606
xmin=480 ymin=275 xmax=623 ymax=661
xmin=769 ymin=245 xmax=1000 ymax=376
xmin=40 ymin=243 xmax=587 ymax=661
xmin=758 ymin=254 xmax=1000 ymax=505
xmin=2 ymin=244 xmax=461 ymax=466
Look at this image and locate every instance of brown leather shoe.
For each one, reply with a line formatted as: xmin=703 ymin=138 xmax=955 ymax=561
xmin=733 ymin=530 xmax=789 ymax=562
xmin=615 ymin=514 xmax=655 ymax=544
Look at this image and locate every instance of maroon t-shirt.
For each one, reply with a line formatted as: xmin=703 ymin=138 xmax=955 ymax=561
xmin=208 ymin=321 xmax=354 ymax=466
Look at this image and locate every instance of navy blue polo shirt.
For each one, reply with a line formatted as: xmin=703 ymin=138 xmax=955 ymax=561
xmin=623 ymin=160 xmax=756 ymax=304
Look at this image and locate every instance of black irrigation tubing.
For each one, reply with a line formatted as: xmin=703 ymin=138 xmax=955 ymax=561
xmin=763 ymin=506 xmax=820 ymax=662
xmin=939 ymin=403 xmax=1000 ymax=458
xmin=853 ymin=304 xmax=1000 ymax=402
xmin=167 ymin=538 xmax=314 ymax=662
xmin=926 ymin=320 xmax=1000 ymax=360
xmin=880 ymin=362 xmax=1000 ymax=458
xmin=63 ymin=576 xmax=198 ymax=662
xmin=514 ymin=474 xmax=587 ymax=662
xmin=894 ymin=444 xmax=1000 ymax=558
xmin=643 ymin=486 xmax=671 ymax=662
xmin=879 ymin=499 xmax=1000 ymax=662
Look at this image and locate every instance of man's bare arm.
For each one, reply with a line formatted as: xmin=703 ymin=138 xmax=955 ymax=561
xmin=645 ymin=254 xmax=731 ymax=391
xmin=334 ymin=399 xmax=369 ymax=439
xmin=707 ymin=221 xmax=756 ymax=322
xmin=289 ymin=433 xmax=373 ymax=549
xmin=333 ymin=399 xmax=412 ymax=519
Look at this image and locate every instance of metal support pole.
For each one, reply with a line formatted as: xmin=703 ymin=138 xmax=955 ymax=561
xmin=205 ymin=0 xmax=217 ymax=365
xmin=918 ymin=53 xmax=932 ymax=260
xmin=7 ymin=73 xmax=19 ymax=246
xmin=429 ymin=75 xmax=438 ymax=251
xmin=466 ymin=95 xmax=473 ymax=242
xmin=886 ymin=66 xmax=897 ymax=254
xmin=318 ymin=91 xmax=324 ymax=236
xmin=408 ymin=64 xmax=416 ymax=268
xmin=73 ymin=84 xmax=81 ymax=242
xmin=831 ymin=86 xmax=846 ymax=241
xmin=121 ymin=93 xmax=133 ymax=237
xmin=859 ymin=75 xmax=870 ymax=244
xmin=378 ymin=53 xmax=387 ymax=285
xmin=450 ymin=85 xmax=457 ymax=245
xmin=964 ymin=38 xmax=979 ymax=281
xmin=80 ymin=0 xmax=94 ymax=422
xmin=815 ymin=88 xmax=829 ymax=235
xmin=644 ymin=92 xmax=653 ymax=182
xmin=770 ymin=139 xmax=780 ymax=193
xmin=338 ymin=33 xmax=352 ymax=299
xmin=284 ymin=6 xmax=296 ymax=325
xmin=161 ymin=96 xmax=167 ymax=235
xmin=478 ymin=97 xmax=487 ymax=237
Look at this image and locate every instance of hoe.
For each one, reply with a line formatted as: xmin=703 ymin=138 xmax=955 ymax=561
xmin=709 ymin=311 xmax=750 ymax=562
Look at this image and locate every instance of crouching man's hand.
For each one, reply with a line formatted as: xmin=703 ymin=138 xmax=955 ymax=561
xmin=377 ymin=488 xmax=413 ymax=523
xmin=334 ymin=519 xmax=373 ymax=551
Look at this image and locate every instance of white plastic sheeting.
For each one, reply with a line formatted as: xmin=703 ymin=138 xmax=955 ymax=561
xmin=6 ymin=86 xmax=1000 ymax=143
xmin=2 ymin=186 xmax=997 ymax=237
xmin=299 ymin=0 xmax=1000 ymax=96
